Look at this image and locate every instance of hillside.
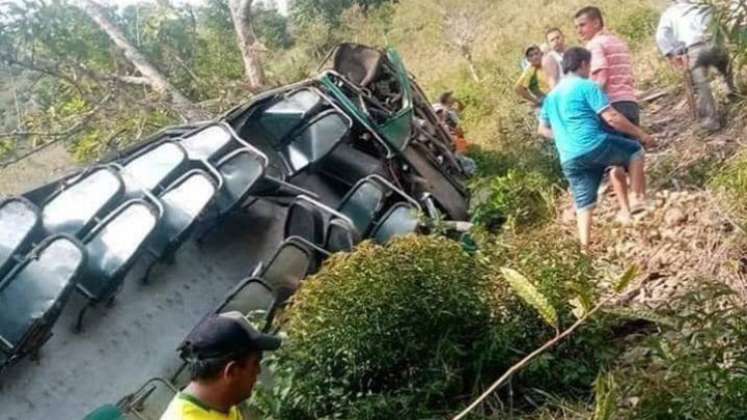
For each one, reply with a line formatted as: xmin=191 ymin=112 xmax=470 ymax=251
xmin=1 ymin=0 xmax=746 ymax=418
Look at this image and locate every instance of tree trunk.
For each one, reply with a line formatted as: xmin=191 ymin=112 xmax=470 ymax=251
xmin=462 ymin=48 xmax=481 ymax=83
xmin=229 ymin=0 xmax=266 ymax=91
xmin=78 ymin=0 xmax=208 ymax=122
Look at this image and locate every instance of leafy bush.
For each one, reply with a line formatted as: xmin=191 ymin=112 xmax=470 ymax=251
xmin=599 ymin=283 xmax=747 ymax=419
xmin=470 ymin=169 xmax=556 ymax=232
xmin=252 ymin=233 xmax=621 ymax=418
xmin=253 ymin=236 xmax=501 ymax=419
xmin=480 ymin=228 xmax=621 ymax=396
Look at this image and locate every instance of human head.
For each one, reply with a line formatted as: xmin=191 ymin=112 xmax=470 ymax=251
xmin=562 ymin=47 xmax=592 ymax=77
xmin=439 ymin=91 xmax=455 ymax=106
xmin=524 ymin=45 xmax=543 ymax=68
xmin=574 ymin=6 xmax=604 ymax=41
xmin=181 ymin=311 xmax=281 ymax=404
xmin=545 ymin=28 xmax=566 ymax=53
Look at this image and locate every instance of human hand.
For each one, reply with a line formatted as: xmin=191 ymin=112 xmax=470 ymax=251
xmin=668 ymin=55 xmax=687 ymax=70
xmin=640 ymin=132 xmax=656 ymax=149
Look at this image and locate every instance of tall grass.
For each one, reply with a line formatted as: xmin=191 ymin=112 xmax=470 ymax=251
xmin=362 ymin=0 xmax=662 ymax=145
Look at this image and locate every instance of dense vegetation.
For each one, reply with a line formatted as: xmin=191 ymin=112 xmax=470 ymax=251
xmin=252 ymin=235 xmax=621 ymax=418
xmin=2 ymin=0 xmax=747 ymax=418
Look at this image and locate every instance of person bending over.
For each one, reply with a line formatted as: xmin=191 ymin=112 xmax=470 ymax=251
xmin=515 ymin=45 xmax=550 ymax=109
xmin=538 ymin=47 xmax=655 ymax=247
xmin=656 ymin=0 xmax=738 ymax=131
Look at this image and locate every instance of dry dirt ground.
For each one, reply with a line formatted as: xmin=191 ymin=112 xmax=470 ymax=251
xmin=557 ymin=87 xmax=747 ymax=307
xmin=0 ymin=143 xmax=79 ymax=196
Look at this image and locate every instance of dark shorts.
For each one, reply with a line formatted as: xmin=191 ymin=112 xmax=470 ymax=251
xmin=601 ymin=101 xmax=640 ymax=137
xmin=562 ymin=134 xmax=644 ymax=211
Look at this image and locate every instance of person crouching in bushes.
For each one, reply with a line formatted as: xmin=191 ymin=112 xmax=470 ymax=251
xmin=433 ymin=91 xmax=476 ymax=176
xmin=515 ymin=45 xmax=550 ymax=111
xmin=161 ymin=311 xmax=281 ymax=420
xmin=538 ymin=47 xmax=655 ymax=247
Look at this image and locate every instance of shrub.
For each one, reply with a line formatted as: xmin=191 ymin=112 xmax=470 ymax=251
xmin=469 ymin=169 xmax=556 ymax=232
xmin=480 ymin=228 xmax=621 ymax=397
xmin=253 ymin=236 xmax=501 ymax=419
xmin=252 ymin=233 xmax=621 ymax=418
xmin=599 ymin=283 xmax=747 ymax=419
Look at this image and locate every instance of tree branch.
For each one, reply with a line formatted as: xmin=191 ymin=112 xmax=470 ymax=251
xmin=452 ymin=267 xmax=654 ymax=420
xmin=77 ymin=0 xmax=209 ymax=122
xmin=0 ymin=93 xmax=112 ymax=168
xmin=0 ymin=50 xmax=84 ymax=92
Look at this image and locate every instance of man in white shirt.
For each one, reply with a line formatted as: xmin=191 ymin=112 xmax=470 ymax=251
xmin=542 ymin=27 xmax=567 ymax=89
xmin=656 ymin=0 xmax=737 ymax=131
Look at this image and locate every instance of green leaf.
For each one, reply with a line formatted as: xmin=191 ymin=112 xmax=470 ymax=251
xmin=613 ymin=265 xmax=638 ymax=293
xmin=593 ymin=372 xmax=619 ymax=420
xmin=500 ymin=267 xmax=558 ymax=329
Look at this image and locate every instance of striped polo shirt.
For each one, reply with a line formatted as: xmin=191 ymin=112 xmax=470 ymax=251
xmin=586 ymin=31 xmax=637 ymax=104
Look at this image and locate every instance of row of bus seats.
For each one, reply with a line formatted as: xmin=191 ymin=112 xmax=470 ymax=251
xmin=81 ymin=171 xmax=425 ymax=420
xmin=185 ymin=174 xmax=424 ymax=345
xmin=165 ymin=174 xmax=424 ymax=377
xmin=83 ymin=377 xmax=178 ymax=420
xmin=283 ymin=174 xmax=422 ymax=252
xmin=0 ymin=122 xmax=272 ymax=374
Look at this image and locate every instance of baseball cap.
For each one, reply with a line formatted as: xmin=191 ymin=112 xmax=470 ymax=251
xmin=180 ymin=311 xmax=281 ymax=361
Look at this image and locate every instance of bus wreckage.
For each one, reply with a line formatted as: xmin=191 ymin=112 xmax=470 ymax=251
xmin=0 ymin=43 xmax=471 ymax=419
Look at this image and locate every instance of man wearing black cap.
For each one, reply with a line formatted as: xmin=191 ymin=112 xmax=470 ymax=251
xmin=161 ymin=311 xmax=281 ymax=420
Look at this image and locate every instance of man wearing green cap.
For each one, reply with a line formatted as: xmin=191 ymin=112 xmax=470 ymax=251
xmin=161 ymin=311 xmax=282 ymax=420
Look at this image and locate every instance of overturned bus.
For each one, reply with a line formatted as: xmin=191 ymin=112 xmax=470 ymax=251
xmin=0 ymin=43 xmax=470 ymax=419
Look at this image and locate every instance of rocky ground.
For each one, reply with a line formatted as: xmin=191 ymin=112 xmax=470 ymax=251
xmin=558 ymin=87 xmax=747 ymax=307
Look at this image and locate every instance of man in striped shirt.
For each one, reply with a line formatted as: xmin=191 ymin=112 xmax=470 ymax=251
xmin=574 ymin=6 xmax=640 ymax=133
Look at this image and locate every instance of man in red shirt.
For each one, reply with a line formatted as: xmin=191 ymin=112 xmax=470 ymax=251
xmin=574 ymin=6 xmax=639 ymax=129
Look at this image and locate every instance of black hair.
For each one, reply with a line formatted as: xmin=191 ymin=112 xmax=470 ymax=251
xmin=187 ymin=351 xmax=259 ymax=381
xmin=574 ymin=6 xmax=604 ymax=27
xmin=562 ymin=47 xmax=592 ymax=74
xmin=438 ymin=91 xmax=454 ymax=104
xmin=189 ymin=355 xmax=235 ymax=381
xmin=524 ymin=45 xmax=541 ymax=58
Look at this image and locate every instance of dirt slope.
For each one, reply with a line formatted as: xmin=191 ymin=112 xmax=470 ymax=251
xmin=558 ymin=87 xmax=747 ymax=306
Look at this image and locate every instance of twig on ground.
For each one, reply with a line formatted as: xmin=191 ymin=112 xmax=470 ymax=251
xmin=452 ymin=274 xmax=648 ymax=420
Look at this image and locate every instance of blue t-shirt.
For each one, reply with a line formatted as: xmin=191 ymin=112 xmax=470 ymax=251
xmin=540 ymin=75 xmax=611 ymax=163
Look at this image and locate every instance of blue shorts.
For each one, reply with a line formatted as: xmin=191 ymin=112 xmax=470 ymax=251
xmin=562 ymin=135 xmax=644 ymax=211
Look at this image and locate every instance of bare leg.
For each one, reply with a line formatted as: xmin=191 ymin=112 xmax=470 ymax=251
xmin=628 ymin=156 xmax=646 ymax=207
xmin=609 ymin=167 xmax=631 ymax=224
xmin=576 ymin=207 xmax=593 ymax=247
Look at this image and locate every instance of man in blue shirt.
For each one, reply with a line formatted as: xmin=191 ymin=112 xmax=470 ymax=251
xmin=539 ymin=47 xmax=655 ymax=247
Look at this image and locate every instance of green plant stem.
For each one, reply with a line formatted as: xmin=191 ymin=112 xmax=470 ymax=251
xmin=452 ymin=297 xmax=610 ymax=420
xmin=453 ymin=267 xmax=651 ymax=420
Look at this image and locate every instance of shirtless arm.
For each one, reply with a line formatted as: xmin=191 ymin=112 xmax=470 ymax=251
xmin=515 ymin=85 xmax=541 ymax=106
xmin=542 ymin=55 xmax=560 ymax=89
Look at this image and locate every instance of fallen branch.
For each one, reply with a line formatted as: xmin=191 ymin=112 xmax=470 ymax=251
xmin=640 ymin=88 xmax=674 ymax=103
xmin=452 ymin=298 xmax=608 ymax=420
xmin=0 ymin=94 xmax=111 ymax=169
xmin=453 ymin=269 xmax=647 ymax=420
